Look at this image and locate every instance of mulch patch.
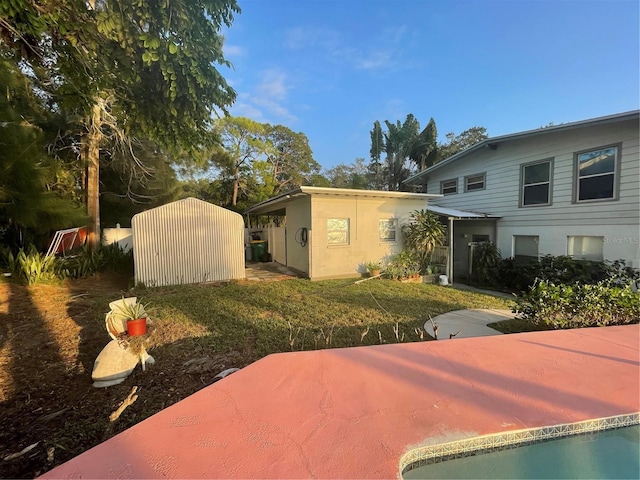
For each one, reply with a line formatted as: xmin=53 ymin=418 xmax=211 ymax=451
xmin=0 ymin=273 xmax=244 ymax=479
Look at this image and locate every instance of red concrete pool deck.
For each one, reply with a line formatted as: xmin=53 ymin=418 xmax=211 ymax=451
xmin=44 ymin=325 xmax=639 ymax=479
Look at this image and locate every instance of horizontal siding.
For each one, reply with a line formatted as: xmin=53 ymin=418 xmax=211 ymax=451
xmin=427 ymin=119 xmax=639 ymax=226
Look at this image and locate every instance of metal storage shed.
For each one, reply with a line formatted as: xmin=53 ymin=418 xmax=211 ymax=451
xmin=132 ymin=198 xmax=245 ymax=287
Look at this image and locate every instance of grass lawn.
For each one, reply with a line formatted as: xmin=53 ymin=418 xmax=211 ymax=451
xmin=142 ymin=278 xmax=513 ymax=359
xmin=0 ymin=275 xmax=511 ymax=478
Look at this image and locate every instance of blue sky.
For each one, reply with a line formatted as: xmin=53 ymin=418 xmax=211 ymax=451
xmin=221 ymin=0 xmax=639 ymax=170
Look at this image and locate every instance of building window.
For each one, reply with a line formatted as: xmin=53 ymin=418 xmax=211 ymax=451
xmin=521 ymin=159 xmax=552 ymax=206
xmin=465 ymin=173 xmax=486 ymax=192
xmin=567 ymin=236 xmax=604 ymax=261
xmin=379 ymin=218 xmax=398 ymax=242
xmin=327 ymin=218 xmax=349 ymax=245
xmin=574 ymin=145 xmax=619 ymax=202
xmin=440 ymin=179 xmax=457 ymax=195
xmin=514 ymin=235 xmax=539 ymax=263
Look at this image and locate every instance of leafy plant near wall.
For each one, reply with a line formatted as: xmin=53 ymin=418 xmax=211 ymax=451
xmin=401 ymin=209 xmax=446 ymax=274
xmin=471 ymin=241 xmax=502 ymax=286
xmin=383 ymin=250 xmax=421 ymax=280
xmin=514 ymin=279 xmax=640 ymax=329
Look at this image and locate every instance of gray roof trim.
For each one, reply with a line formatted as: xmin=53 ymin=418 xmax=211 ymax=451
xmin=405 ymin=110 xmax=640 ymax=185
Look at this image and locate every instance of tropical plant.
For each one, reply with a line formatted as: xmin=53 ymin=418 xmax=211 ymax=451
xmin=369 ymin=115 xmax=433 ymax=191
xmin=401 ymin=210 xmax=446 ymax=274
xmin=112 ymin=298 xmax=149 ymax=322
xmin=15 ymin=248 xmax=59 ymax=285
xmin=471 ymin=241 xmax=502 ymax=286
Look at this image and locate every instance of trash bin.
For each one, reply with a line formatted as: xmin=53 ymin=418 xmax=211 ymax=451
xmin=251 ymin=240 xmax=267 ymax=262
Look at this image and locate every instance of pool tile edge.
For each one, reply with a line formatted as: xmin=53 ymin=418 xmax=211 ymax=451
xmin=399 ymin=412 xmax=640 ymax=476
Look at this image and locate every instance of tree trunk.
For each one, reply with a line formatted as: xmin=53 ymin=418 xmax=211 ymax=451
xmin=232 ymin=166 xmax=239 ymax=206
xmin=84 ymin=101 xmax=102 ymax=250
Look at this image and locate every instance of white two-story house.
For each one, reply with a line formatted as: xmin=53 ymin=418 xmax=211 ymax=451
xmin=404 ymin=110 xmax=640 ymax=282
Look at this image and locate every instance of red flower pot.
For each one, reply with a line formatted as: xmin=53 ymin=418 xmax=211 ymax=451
xmin=127 ymin=318 xmax=147 ymax=336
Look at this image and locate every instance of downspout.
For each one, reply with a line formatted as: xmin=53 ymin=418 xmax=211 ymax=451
xmin=448 ymin=217 xmax=454 ymax=284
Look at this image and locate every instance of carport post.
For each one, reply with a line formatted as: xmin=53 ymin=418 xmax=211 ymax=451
xmin=448 ymin=216 xmax=454 ymax=284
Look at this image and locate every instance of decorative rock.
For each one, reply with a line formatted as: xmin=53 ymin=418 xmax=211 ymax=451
xmin=92 ymin=340 xmax=140 ymax=388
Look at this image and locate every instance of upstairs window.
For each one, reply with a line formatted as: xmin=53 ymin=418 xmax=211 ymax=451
xmin=465 ymin=173 xmax=486 ymax=192
xmin=327 ymin=218 xmax=349 ymax=245
xmin=574 ymin=145 xmax=619 ymax=202
xmin=440 ymin=179 xmax=458 ymax=195
xmin=379 ymin=219 xmax=398 ymax=242
xmin=521 ymin=159 xmax=552 ymax=207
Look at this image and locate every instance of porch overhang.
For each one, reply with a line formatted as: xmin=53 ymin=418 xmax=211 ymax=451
xmin=427 ymin=205 xmax=500 ymax=219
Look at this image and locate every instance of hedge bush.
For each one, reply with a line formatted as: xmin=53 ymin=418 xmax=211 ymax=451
xmin=514 ymin=279 xmax=640 ymax=329
xmin=482 ymin=254 xmax=639 ymax=292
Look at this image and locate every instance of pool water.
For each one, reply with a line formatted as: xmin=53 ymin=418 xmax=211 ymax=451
xmin=403 ymin=425 xmax=639 ymax=479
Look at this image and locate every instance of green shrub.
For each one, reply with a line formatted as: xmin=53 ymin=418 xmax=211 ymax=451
xmin=514 ymin=279 xmax=640 ymax=329
xmin=2 ymin=243 xmax=133 ymax=284
xmin=58 ymin=244 xmax=133 ymax=278
xmin=383 ymin=250 xmax=420 ymax=280
xmin=496 ymin=255 xmax=639 ymax=292
xmin=471 ymin=242 xmax=502 ymax=287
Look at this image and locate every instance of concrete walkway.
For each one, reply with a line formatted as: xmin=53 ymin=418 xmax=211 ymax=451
xmin=244 ymin=262 xmax=301 ymax=282
xmin=425 ymin=308 xmax=515 ymax=340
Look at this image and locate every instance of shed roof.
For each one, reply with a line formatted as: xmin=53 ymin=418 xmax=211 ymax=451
xmin=244 ymin=186 xmax=441 ymax=215
xmin=405 ymin=109 xmax=640 ymax=185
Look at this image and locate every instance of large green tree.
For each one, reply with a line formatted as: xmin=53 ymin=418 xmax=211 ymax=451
xmin=0 ymin=56 xmax=86 ymax=248
xmin=265 ymin=124 xmax=320 ymax=195
xmin=437 ymin=126 xmax=488 ymax=162
xmin=324 ymin=158 xmax=372 ymax=190
xmin=1 ymin=0 xmax=240 ymax=248
xmin=214 ymin=117 xmax=272 ymax=207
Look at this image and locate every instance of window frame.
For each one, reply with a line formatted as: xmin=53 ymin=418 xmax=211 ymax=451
xmin=572 ymin=143 xmax=621 ymax=203
xmin=520 ymin=158 xmax=554 ymax=208
xmin=379 ymin=218 xmax=398 ymax=242
xmin=440 ymin=178 xmax=458 ymax=195
xmin=513 ymin=235 xmax=539 ymax=264
xmin=464 ymin=172 xmax=486 ymax=192
xmin=327 ymin=218 xmax=350 ymax=246
xmin=567 ymin=235 xmax=604 ymax=261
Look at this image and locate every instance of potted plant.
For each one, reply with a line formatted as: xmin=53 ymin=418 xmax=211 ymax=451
xmin=112 ymin=297 xmax=149 ymax=336
xmin=366 ymin=261 xmax=382 ymax=277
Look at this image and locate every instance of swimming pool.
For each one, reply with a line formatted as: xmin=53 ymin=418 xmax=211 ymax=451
xmin=401 ymin=414 xmax=639 ymax=479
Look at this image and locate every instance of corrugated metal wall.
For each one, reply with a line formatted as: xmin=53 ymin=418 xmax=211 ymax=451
xmin=132 ymin=198 xmax=245 ymax=287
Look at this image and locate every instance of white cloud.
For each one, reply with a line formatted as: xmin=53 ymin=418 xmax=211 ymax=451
xmin=231 ymin=68 xmax=297 ymax=124
xmin=284 ymin=25 xmax=408 ymax=71
xmin=223 ymin=44 xmax=245 ymax=57
xmin=255 ymin=69 xmax=288 ymax=100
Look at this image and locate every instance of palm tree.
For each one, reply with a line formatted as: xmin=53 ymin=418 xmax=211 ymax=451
xmin=401 ymin=209 xmax=446 ymax=273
